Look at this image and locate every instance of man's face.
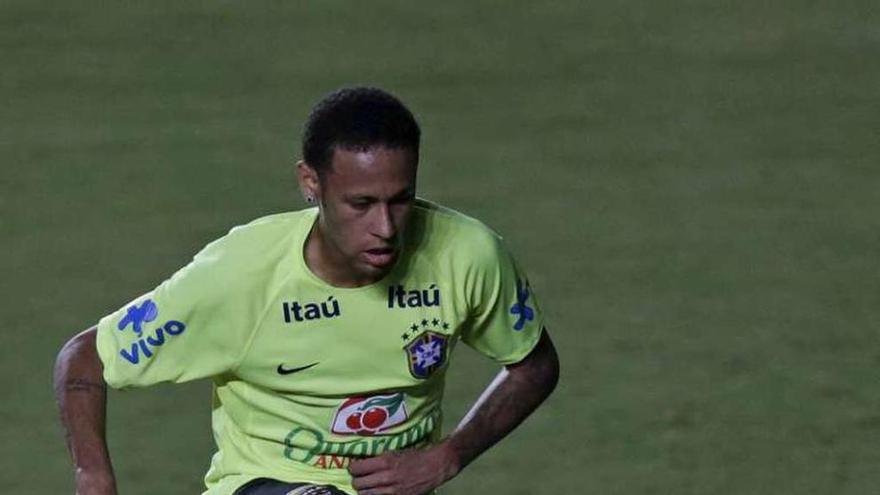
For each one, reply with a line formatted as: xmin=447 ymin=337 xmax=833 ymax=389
xmin=305 ymin=146 xmax=417 ymax=284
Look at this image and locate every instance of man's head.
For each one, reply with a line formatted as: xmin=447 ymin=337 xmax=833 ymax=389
xmin=297 ymin=87 xmax=421 ymax=286
xmin=301 ymin=87 xmax=421 ymax=177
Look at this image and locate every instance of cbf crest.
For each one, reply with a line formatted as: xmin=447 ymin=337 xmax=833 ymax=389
xmin=401 ymin=318 xmax=451 ymax=379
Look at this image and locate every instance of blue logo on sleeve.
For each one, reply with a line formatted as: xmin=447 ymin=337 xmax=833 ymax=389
xmin=117 ymin=299 xmax=159 ymax=337
xmin=115 ymin=299 xmax=186 ymax=365
xmin=509 ymin=279 xmax=534 ymax=331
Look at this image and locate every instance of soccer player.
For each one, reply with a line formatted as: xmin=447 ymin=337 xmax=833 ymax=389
xmin=54 ymin=87 xmax=559 ymax=495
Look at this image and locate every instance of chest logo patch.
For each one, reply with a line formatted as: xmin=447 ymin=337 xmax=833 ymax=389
xmin=331 ymin=393 xmax=408 ymax=436
xmin=405 ymin=330 xmax=449 ymax=379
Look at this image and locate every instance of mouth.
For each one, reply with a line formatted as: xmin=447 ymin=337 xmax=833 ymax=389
xmin=362 ymin=247 xmax=397 ymax=268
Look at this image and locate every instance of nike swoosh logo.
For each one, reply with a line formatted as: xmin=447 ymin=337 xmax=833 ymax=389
xmin=276 ymin=362 xmax=319 ymax=375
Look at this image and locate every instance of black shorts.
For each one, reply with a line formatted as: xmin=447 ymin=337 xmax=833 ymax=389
xmin=233 ymin=478 xmax=349 ymax=495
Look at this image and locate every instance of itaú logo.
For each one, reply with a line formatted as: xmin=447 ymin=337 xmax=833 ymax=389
xmin=331 ymin=393 xmax=408 ymax=436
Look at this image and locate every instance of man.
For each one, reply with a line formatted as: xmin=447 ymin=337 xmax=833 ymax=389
xmin=55 ymin=87 xmax=559 ymax=495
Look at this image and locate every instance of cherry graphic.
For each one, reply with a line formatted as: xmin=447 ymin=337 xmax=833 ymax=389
xmin=362 ymin=407 xmax=388 ymax=430
xmin=346 ymin=412 xmax=363 ymax=430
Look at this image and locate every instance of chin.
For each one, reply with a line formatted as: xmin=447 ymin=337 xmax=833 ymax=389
xmin=357 ymin=261 xmax=393 ymax=280
xmin=361 ymin=263 xmax=390 ymax=277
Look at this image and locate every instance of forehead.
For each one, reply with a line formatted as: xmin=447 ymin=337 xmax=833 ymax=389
xmin=322 ymin=146 xmax=417 ymax=195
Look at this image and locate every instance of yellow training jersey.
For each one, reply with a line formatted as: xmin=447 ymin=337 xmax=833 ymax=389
xmin=96 ymin=199 xmax=544 ymax=494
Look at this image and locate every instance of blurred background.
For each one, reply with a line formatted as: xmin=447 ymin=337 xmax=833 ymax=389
xmin=2 ymin=1 xmax=879 ymax=493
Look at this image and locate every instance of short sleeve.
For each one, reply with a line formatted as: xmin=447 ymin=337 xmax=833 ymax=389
xmin=95 ymin=236 xmax=265 ymax=389
xmin=460 ymin=234 xmax=545 ymax=365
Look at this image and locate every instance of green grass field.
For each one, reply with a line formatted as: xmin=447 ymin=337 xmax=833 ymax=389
xmin=3 ymin=1 xmax=879 ymax=493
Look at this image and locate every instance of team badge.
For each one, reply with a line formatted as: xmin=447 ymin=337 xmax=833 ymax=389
xmin=405 ymin=330 xmax=449 ymax=379
xmin=331 ymin=393 xmax=408 ymax=436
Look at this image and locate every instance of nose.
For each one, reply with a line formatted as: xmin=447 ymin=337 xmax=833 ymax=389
xmin=372 ymin=203 xmax=396 ymax=240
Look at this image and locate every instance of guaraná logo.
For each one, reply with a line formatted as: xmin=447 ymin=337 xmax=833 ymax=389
xmin=285 ymin=408 xmax=439 ymax=467
xmin=331 ymin=393 xmax=408 ymax=436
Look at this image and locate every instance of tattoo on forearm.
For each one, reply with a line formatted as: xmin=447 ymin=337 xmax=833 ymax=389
xmin=64 ymin=378 xmax=106 ymax=393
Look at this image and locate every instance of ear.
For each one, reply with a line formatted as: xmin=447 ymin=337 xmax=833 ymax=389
xmin=296 ymin=160 xmax=320 ymax=204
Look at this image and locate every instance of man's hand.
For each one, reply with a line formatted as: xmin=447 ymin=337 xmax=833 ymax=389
xmin=348 ymin=442 xmax=459 ymax=495
xmin=349 ymin=329 xmax=558 ymax=494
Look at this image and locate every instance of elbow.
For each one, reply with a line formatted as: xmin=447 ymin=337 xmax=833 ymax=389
xmin=54 ymin=327 xmax=103 ymax=389
xmin=509 ymin=328 xmax=560 ymax=397
xmin=541 ymin=339 xmax=560 ymax=396
xmin=534 ymin=327 xmax=560 ymax=394
xmin=56 ymin=327 xmax=98 ymax=365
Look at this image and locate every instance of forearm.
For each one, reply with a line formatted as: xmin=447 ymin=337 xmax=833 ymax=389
xmin=53 ymin=327 xmax=117 ymax=493
xmin=444 ymin=329 xmax=559 ymax=472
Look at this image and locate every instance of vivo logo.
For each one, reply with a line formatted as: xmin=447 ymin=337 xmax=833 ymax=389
xmin=119 ymin=321 xmax=186 ymax=364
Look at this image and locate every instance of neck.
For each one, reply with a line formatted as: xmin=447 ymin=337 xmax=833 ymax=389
xmin=304 ymin=222 xmax=378 ymax=288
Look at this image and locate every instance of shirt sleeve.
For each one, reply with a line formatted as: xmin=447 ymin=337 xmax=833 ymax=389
xmin=460 ymin=233 xmax=545 ymax=365
xmin=95 ymin=234 xmax=265 ymax=389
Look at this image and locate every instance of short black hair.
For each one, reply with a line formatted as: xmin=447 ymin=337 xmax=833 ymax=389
xmin=302 ymin=87 xmax=421 ymax=175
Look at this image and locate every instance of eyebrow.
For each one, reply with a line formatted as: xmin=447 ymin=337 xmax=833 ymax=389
xmin=345 ymin=189 xmax=414 ymax=202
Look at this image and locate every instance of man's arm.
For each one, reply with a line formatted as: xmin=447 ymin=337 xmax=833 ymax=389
xmin=444 ymin=328 xmax=560 ymax=470
xmin=349 ymin=328 xmax=560 ymax=495
xmin=53 ymin=327 xmax=118 ymax=495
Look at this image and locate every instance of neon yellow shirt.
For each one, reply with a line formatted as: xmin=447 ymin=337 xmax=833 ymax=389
xmin=96 ymin=199 xmax=544 ymax=494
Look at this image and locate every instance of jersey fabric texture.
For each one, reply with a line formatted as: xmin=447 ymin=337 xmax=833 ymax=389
xmin=95 ymin=199 xmax=545 ymax=495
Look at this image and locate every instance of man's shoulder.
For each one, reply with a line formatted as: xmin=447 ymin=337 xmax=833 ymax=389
xmin=410 ymin=198 xmax=505 ymax=260
xmin=414 ymin=198 xmax=499 ymax=235
xmin=191 ymin=208 xmax=315 ymax=273
xmin=227 ymin=208 xmax=316 ymax=240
